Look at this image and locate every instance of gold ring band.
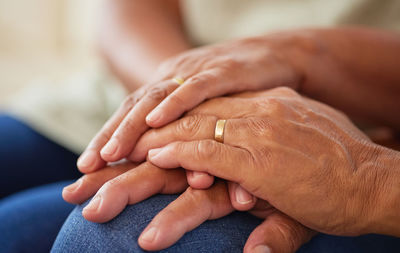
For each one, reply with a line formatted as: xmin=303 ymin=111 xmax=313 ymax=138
xmin=172 ymin=77 xmax=185 ymax=85
xmin=214 ymin=119 xmax=226 ymax=143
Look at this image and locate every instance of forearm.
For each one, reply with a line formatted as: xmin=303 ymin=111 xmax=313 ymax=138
xmin=293 ymin=27 xmax=400 ymax=129
xmin=98 ymin=0 xmax=191 ymax=92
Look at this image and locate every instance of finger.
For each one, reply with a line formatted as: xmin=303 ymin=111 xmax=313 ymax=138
xmin=228 ymin=182 xmax=257 ymax=211
xmin=77 ymin=89 xmax=146 ymax=173
xmin=187 ymin=88 xmax=302 ymax=118
xmin=147 ymin=140 xmax=254 ymax=185
xmin=131 ymin=115 xmax=239 ymax=162
xmin=100 ymin=80 xmax=179 ymax=162
xmin=82 ymin=162 xmax=187 ymax=223
xmin=186 ymin=170 xmax=215 ymax=189
xmin=62 ymin=162 xmax=137 ymax=204
xmin=186 ymin=96 xmax=255 ymax=118
xmin=138 ymin=181 xmax=233 ymax=251
xmin=146 ymin=69 xmax=241 ymax=128
xmin=145 ymin=73 xmax=296 ymax=129
xmin=244 ymin=212 xmax=316 ymax=253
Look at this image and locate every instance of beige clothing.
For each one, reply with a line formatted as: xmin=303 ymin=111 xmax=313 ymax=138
xmin=182 ymin=0 xmax=400 ymax=45
xmin=7 ymin=0 xmax=400 ymax=153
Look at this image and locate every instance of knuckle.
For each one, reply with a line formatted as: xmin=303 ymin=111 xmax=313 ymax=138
xmin=186 ymin=75 xmax=205 ymax=86
xmin=252 ymin=98 xmax=270 ymax=111
xmin=219 ymin=58 xmax=240 ymax=71
xmin=187 ymin=71 xmax=216 ymax=86
xmin=121 ymin=93 xmax=140 ymax=109
xmin=120 ymin=116 xmax=136 ymax=132
xmin=79 ymin=175 xmax=93 ymax=188
xmin=185 ymin=71 xmax=220 ymax=97
xmin=272 ymin=86 xmax=299 ymax=97
xmin=146 ymin=86 xmax=169 ymax=101
xmin=274 ymin=217 xmax=304 ymax=252
xmin=100 ymin=176 xmax=125 ymax=193
xmin=245 ymin=118 xmax=273 ymax=138
xmin=184 ymin=187 xmax=207 ymax=202
xmin=168 ymin=93 xmax=186 ymax=106
xmin=265 ymin=97 xmax=288 ymax=116
xmin=195 ymin=140 xmax=219 ymax=160
xmin=176 ymin=115 xmax=205 ymax=137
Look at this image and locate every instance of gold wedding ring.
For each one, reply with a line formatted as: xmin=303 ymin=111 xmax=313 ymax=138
xmin=214 ymin=119 xmax=226 ymax=143
xmin=172 ymin=77 xmax=185 ymax=85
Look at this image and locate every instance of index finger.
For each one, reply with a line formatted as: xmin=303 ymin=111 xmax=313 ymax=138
xmin=99 ymin=80 xmax=180 ymax=162
xmin=77 ymin=88 xmax=146 ymax=173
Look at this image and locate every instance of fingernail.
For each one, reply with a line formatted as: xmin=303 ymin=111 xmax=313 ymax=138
xmin=235 ymin=185 xmax=253 ymax=204
xmin=63 ymin=178 xmax=83 ymax=193
xmin=192 ymin=171 xmax=205 ymax=179
xmin=148 ymin=148 xmax=163 ymax=160
xmin=77 ymin=151 xmax=96 ymax=169
xmin=140 ymin=227 xmax=158 ymax=243
xmin=101 ymin=139 xmax=119 ymax=156
xmin=253 ymin=245 xmax=272 ymax=253
xmin=146 ymin=108 xmax=161 ymax=124
xmin=83 ymin=195 xmax=102 ymax=212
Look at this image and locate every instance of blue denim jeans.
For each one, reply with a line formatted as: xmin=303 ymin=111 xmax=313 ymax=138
xmin=0 ymin=114 xmax=80 ymax=198
xmin=0 ymin=114 xmax=79 ymax=252
xmin=0 ymin=182 xmax=75 ymax=253
xmin=52 ymin=194 xmax=400 ymax=253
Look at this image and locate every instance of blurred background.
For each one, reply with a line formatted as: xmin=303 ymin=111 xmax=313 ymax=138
xmin=0 ymin=0 xmax=100 ymax=103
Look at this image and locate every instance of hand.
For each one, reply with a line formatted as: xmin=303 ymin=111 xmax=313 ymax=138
xmin=77 ymin=32 xmax=312 ymax=173
xmin=63 ymin=161 xmax=315 ymax=252
xmin=147 ymin=87 xmax=398 ymax=236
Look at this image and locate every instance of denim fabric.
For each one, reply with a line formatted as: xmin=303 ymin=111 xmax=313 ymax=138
xmin=52 ymin=194 xmax=262 ymax=253
xmin=0 ymin=182 xmax=75 ymax=253
xmin=0 ymin=114 xmax=81 ymax=198
xmin=0 ymin=114 xmax=79 ymax=252
xmin=52 ymin=195 xmax=400 ymax=253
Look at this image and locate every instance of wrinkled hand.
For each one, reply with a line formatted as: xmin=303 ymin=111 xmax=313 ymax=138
xmin=63 ymin=161 xmax=315 ymax=252
xmin=146 ymin=87 xmax=389 ymax=236
xmin=77 ymin=33 xmax=310 ymax=173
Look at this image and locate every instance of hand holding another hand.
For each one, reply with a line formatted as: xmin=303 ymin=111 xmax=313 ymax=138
xmin=65 ymin=86 xmax=400 ymax=251
xmin=145 ymin=87 xmax=400 ymax=237
xmin=77 ymin=32 xmax=311 ymax=173
xmin=63 ymin=161 xmax=314 ymax=252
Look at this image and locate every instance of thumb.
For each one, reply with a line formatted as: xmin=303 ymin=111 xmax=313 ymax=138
xmin=244 ymin=211 xmax=316 ymax=253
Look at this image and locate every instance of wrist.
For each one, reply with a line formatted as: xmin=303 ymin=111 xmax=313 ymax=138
xmin=359 ymin=145 xmax=400 ymax=236
xmin=264 ymin=29 xmax=328 ymax=93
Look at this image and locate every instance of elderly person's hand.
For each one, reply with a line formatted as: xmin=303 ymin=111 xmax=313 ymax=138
xmin=146 ymin=87 xmax=400 ymax=237
xmin=63 ymin=161 xmax=315 ymax=252
xmin=77 ymin=28 xmax=400 ymax=176
xmin=77 ymin=31 xmax=310 ymax=173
